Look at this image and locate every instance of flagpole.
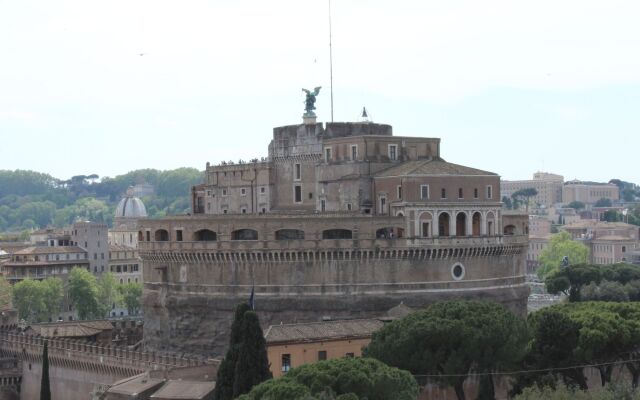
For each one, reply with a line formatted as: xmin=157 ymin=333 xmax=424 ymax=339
xmin=329 ymin=0 xmax=334 ymax=122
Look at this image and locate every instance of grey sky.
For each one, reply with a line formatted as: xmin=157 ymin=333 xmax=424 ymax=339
xmin=1 ymin=1 xmax=639 ymax=183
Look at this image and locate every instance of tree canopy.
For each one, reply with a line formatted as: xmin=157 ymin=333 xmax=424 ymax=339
xmin=364 ymin=300 xmax=527 ymax=400
xmin=12 ymin=278 xmax=63 ymax=322
xmin=537 ymin=232 xmax=590 ymax=279
xmin=545 ymin=263 xmax=640 ymax=302
xmin=237 ymin=357 xmax=419 ymax=400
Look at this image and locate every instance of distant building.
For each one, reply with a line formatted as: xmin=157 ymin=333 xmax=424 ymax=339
xmin=2 ymin=246 xmax=88 ymax=283
xmin=563 ymin=220 xmax=638 ymax=264
xmin=528 ymin=215 xmax=551 ymax=238
xmin=264 ymin=319 xmax=384 ymax=378
xmin=130 ymin=183 xmax=155 ymax=198
xmin=562 ymin=180 xmax=619 ymax=205
xmin=110 ymin=190 xmax=148 ymax=248
xmin=71 ymin=221 xmax=109 ymax=275
xmin=501 ymin=172 xmax=564 ymax=208
xmin=29 ymin=228 xmax=71 ymax=247
xmin=108 ymin=245 xmax=142 ymax=317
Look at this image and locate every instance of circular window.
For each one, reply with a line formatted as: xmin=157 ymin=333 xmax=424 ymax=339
xmin=451 ymin=263 xmax=465 ymax=280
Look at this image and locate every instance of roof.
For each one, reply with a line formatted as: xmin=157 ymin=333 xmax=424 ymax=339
xmin=264 ymin=319 xmax=384 ymax=345
xmin=30 ymin=320 xmax=113 ymax=338
xmin=564 ymin=220 xmax=636 ymax=230
xmin=107 ymin=374 xmax=165 ymax=396
xmin=150 ymin=381 xmax=216 ymax=399
xmin=109 ymin=244 xmax=137 ymax=252
xmin=14 ymin=246 xmax=86 ymax=255
xmin=375 ymin=158 xmax=497 ymax=178
xmin=116 ymin=196 xmax=148 ymax=219
xmin=593 ymin=235 xmax=636 ymax=242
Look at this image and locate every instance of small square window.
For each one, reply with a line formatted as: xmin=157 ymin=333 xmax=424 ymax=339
xmin=260 ymin=187 xmax=266 ymax=194
xmin=318 ymin=351 xmax=327 ymax=361
xmin=222 ymin=189 xmax=228 ymax=196
xmin=241 ymin=188 xmax=247 ymax=196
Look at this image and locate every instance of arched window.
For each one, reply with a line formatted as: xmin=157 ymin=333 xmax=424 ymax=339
xmin=472 ymin=212 xmax=481 ymax=236
xmin=503 ymin=225 xmax=516 ymax=235
xmin=138 ymin=231 xmax=144 ymax=241
xmin=154 ymin=229 xmax=169 ymax=241
xmin=456 ymin=213 xmax=467 ymax=237
xmin=275 ymin=229 xmax=305 ymax=240
xmin=194 ymin=229 xmax=217 ymax=241
xmin=322 ymin=229 xmax=352 ymax=239
xmin=438 ymin=212 xmax=450 ymax=236
xmin=232 ymin=229 xmax=258 ymax=240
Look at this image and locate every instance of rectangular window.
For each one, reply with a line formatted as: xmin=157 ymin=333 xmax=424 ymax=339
xmin=347 ymin=203 xmax=352 ymax=211
xmin=397 ymin=185 xmax=402 ymax=200
xmin=294 ymin=185 xmax=302 ymax=203
xmin=474 ymin=188 xmax=479 ymax=199
xmin=486 ymin=185 xmax=493 ymax=199
xmin=388 ymin=144 xmax=397 ymax=161
xmin=351 ymin=145 xmax=358 ymax=161
xmin=241 ymin=208 xmax=247 ymax=214
xmin=420 ymin=185 xmax=430 ymax=199
xmin=260 ymin=187 xmax=266 ymax=194
xmin=294 ymin=163 xmax=301 ymax=180
xmin=380 ymin=197 xmax=386 ymax=213
xmin=321 ymin=199 xmax=326 ymax=212
xmin=422 ymin=222 xmax=430 ymax=237
xmin=345 ymin=353 xmax=355 ymax=358
xmin=176 ymin=230 xmax=183 ymax=242
xmin=222 ymin=189 xmax=227 ymax=196
xmin=223 ymin=209 xmax=228 ymax=214
xmin=458 ymin=188 xmax=463 ymax=199
xmin=207 ymin=202 xmax=211 ymax=211
xmin=241 ymin=188 xmax=247 ymax=196
xmin=281 ymin=354 xmax=291 ymax=373
xmin=325 ymin=147 xmax=332 ymax=162
xmin=441 ymin=188 xmax=446 ymax=199
xmin=318 ymin=351 xmax=327 ymax=361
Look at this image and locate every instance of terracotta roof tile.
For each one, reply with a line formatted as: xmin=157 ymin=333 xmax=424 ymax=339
xmin=375 ymin=158 xmax=497 ymax=178
xmin=264 ymin=319 xmax=384 ymax=344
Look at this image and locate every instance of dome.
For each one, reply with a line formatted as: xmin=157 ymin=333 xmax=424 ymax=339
xmin=115 ymin=196 xmax=147 ymax=219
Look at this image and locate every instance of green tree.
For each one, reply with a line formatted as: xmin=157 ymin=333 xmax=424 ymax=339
xmin=512 ymin=188 xmax=539 ymax=212
xmin=118 ymin=282 xmax=143 ymax=315
xmin=215 ymin=303 xmax=252 ymax=400
xmin=537 ymin=232 xmax=589 ymax=279
xmin=514 ymin=383 xmax=640 ymax=400
xmin=502 ymin=196 xmax=513 ymax=210
xmin=0 ymin=276 xmax=11 ymax=310
xmin=233 ymin=311 xmax=272 ymax=398
xmin=12 ymin=279 xmax=47 ymax=322
xmin=68 ymin=267 xmax=101 ymax=320
xmin=545 ymin=263 xmax=601 ymax=302
xmin=364 ymin=300 xmax=527 ymax=400
xmin=237 ymin=357 xmax=419 ymax=400
xmin=40 ymin=340 xmax=51 ymax=400
xmin=41 ymin=278 xmax=64 ymax=319
xmin=98 ymin=272 xmax=121 ymax=317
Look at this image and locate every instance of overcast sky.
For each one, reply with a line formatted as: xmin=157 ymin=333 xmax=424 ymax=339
xmin=1 ymin=1 xmax=639 ymax=183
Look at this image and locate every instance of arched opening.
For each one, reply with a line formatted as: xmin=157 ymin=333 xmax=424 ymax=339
xmin=194 ymin=229 xmax=217 ymax=241
xmin=138 ymin=231 xmax=144 ymax=241
xmin=438 ymin=212 xmax=450 ymax=237
xmin=376 ymin=227 xmax=404 ymax=239
xmin=275 ymin=229 xmax=305 ymax=240
xmin=322 ymin=229 xmax=352 ymax=239
xmin=486 ymin=212 xmax=495 ymax=236
xmin=503 ymin=225 xmax=516 ymax=235
xmin=231 ymin=229 xmax=258 ymax=240
xmin=154 ymin=229 xmax=169 ymax=241
xmin=456 ymin=213 xmax=467 ymax=237
xmin=472 ymin=212 xmax=481 ymax=236
xmin=419 ymin=212 xmax=433 ymax=237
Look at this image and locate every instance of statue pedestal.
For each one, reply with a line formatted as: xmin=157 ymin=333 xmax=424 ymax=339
xmin=303 ymin=115 xmax=317 ymax=125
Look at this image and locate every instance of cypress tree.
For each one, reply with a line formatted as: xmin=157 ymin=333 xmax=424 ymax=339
xmin=232 ymin=311 xmax=272 ymax=398
xmin=215 ymin=303 xmax=251 ymax=400
xmin=40 ymin=340 xmax=51 ymax=400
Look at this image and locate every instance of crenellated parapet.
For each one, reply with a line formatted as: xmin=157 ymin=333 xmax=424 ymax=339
xmin=0 ymin=332 xmax=214 ymax=378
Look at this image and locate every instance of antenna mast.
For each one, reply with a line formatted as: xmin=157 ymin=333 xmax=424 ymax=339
xmin=329 ymin=0 xmax=334 ymax=122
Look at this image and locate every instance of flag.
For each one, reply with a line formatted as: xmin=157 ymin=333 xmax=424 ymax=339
xmin=248 ymin=285 xmax=255 ymax=310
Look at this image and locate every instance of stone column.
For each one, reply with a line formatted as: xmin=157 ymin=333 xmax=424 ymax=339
xmin=466 ymin=211 xmax=473 ymax=236
xmin=481 ymin=212 xmax=487 ymax=236
xmin=449 ymin=212 xmax=457 ymax=237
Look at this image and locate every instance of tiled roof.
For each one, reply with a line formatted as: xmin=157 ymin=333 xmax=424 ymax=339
xmin=593 ymin=235 xmax=636 ymax=241
xmin=107 ymin=374 xmax=165 ymax=396
xmin=14 ymin=246 xmax=86 ymax=255
xmin=564 ymin=220 xmax=635 ymax=229
xmin=375 ymin=158 xmax=497 ymax=178
xmin=150 ymin=381 xmax=216 ymax=399
xmin=264 ymin=319 xmax=384 ymax=345
xmin=30 ymin=320 xmax=113 ymax=338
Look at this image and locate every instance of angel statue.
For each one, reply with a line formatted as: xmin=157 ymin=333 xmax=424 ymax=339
xmin=302 ymin=86 xmax=322 ymax=116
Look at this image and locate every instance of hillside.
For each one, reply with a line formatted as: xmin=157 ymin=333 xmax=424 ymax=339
xmin=0 ymin=168 xmax=202 ymax=233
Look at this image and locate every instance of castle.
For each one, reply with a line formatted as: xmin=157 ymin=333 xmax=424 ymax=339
xmin=138 ymin=114 xmax=529 ymax=356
